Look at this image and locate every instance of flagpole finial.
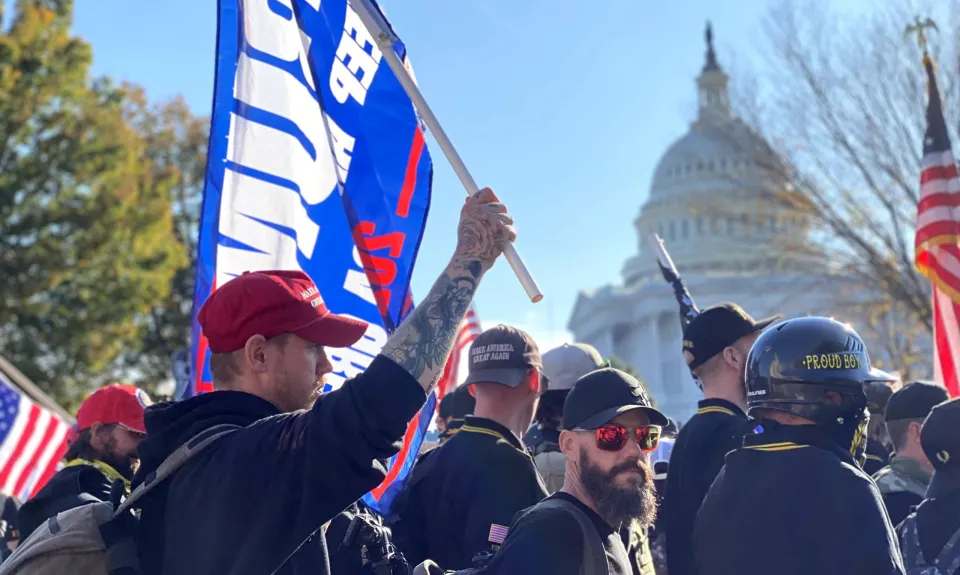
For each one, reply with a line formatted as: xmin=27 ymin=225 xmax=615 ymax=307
xmin=904 ymin=16 xmax=938 ymax=57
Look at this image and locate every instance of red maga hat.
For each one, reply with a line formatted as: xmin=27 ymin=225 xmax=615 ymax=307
xmin=198 ymin=270 xmax=369 ymax=353
xmin=76 ymin=385 xmax=152 ymax=434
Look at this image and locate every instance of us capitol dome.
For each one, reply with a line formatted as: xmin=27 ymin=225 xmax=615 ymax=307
xmin=566 ymin=24 xmax=908 ymax=422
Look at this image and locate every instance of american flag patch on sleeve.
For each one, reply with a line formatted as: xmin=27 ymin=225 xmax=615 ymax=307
xmin=488 ymin=523 xmax=509 ymax=544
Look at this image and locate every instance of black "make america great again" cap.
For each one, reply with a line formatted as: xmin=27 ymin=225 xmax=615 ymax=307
xmin=463 ymin=325 xmax=544 ymax=388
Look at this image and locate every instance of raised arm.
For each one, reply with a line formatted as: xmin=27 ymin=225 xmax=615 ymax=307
xmin=381 ymin=188 xmax=514 ymax=392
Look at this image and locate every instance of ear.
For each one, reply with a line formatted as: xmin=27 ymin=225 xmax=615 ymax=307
xmin=909 ymin=420 xmax=924 ymax=442
xmin=243 ymin=334 xmax=270 ymax=374
xmin=559 ymin=429 xmax=580 ymax=460
xmin=723 ymin=346 xmax=743 ymax=369
xmin=527 ymin=369 xmax=542 ymax=395
xmin=722 ymin=346 xmax=740 ymax=368
xmin=88 ymin=422 xmax=107 ymax=449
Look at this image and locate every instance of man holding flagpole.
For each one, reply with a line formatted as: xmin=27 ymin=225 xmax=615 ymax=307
xmin=132 ymin=188 xmax=516 ymax=575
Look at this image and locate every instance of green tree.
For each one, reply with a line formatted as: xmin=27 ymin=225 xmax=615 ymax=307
xmin=118 ymin=92 xmax=209 ymax=389
xmin=0 ymin=1 xmax=186 ymax=408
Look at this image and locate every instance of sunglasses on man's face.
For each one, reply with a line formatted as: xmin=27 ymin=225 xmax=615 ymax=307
xmin=575 ymin=424 xmax=662 ymax=452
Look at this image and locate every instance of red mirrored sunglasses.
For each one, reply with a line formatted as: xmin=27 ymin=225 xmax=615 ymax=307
xmin=575 ymin=424 xmax=662 ymax=452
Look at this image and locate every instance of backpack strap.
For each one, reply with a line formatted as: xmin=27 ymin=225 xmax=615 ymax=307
xmin=899 ymin=514 xmax=926 ymax=568
xmin=114 ymin=424 xmax=241 ymax=517
xmin=533 ymin=498 xmax=609 ymax=575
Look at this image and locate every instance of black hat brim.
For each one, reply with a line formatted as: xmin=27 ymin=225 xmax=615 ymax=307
xmin=751 ymin=314 xmax=783 ymax=333
xmin=463 ymin=367 xmax=527 ymax=388
xmin=574 ymin=404 xmax=669 ymax=430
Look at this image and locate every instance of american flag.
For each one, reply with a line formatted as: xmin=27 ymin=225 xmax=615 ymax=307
xmin=0 ymin=372 xmax=71 ymax=500
xmin=915 ymin=55 xmax=960 ymax=397
xmin=649 ymin=234 xmax=700 ymax=328
xmin=488 ymin=523 xmax=509 ymax=545
xmin=436 ymin=305 xmax=482 ymax=400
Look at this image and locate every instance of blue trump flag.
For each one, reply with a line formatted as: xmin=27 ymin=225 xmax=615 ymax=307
xmin=190 ymin=0 xmax=434 ymax=514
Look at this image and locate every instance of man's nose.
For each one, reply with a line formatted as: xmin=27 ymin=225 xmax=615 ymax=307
xmin=316 ymin=356 xmax=333 ymax=377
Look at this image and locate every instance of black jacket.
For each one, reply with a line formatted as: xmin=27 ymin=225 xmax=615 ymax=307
xmin=905 ymin=487 xmax=960 ymax=572
xmin=133 ymin=355 xmax=426 ymax=575
xmin=663 ymin=398 xmax=750 ymax=575
xmin=390 ymin=416 xmax=548 ymax=570
xmin=18 ymin=463 xmax=113 ymax=543
xmin=694 ymin=422 xmax=905 ymax=575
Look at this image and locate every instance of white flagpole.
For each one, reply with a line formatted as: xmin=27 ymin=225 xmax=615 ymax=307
xmin=351 ymin=0 xmax=543 ymax=304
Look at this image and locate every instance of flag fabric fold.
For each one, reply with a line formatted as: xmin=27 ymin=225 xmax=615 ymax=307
xmin=914 ymin=55 xmax=960 ymax=397
xmin=192 ymin=0 xmax=434 ymax=514
xmin=0 ymin=371 xmax=71 ymax=501
xmin=437 ymin=306 xmax=483 ymax=400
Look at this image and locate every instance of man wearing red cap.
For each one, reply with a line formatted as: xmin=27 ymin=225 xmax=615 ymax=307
xmin=133 ymin=189 xmax=515 ymax=575
xmin=17 ymin=384 xmax=149 ymax=542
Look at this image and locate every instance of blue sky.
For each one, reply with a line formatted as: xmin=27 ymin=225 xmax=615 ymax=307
xmin=70 ymin=0 xmax=789 ymax=350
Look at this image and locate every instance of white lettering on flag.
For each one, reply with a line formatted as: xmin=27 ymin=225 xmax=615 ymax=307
xmin=330 ymin=7 xmax=383 ymax=105
xmin=215 ymin=0 xmax=394 ymax=391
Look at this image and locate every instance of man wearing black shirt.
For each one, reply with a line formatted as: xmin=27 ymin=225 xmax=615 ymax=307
xmin=664 ymin=303 xmax=780 ymax=575
xmin=390 ymin=325 xmax=549 ymax=570
xmin=132 ymin=188 xmax=517 ymax=575
xmin=694 ymin=317 xmax=904 ymax=575
xmin=898 ymin=397 xmax=960 ymax=573
xmin=480 ymin=368 xmax=666 ymax=574
xmin=874 ymin=381 xmax=947 ymax=526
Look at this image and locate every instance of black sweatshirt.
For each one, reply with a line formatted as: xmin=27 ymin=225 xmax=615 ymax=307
xmin=132 ymin=355 xmax=426 ymax=575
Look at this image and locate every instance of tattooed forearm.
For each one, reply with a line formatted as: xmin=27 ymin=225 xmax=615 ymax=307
xmin=382 ymin=187 xmax=513 ymax=392
xmin=381 ymin=259 xmax=484 ymax=392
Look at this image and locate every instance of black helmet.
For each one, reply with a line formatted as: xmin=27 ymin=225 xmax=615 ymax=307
xmin=746 ymin=316 xmax=871 ymax=422
xmin=746 ymin=317 xmax=873 ymax=462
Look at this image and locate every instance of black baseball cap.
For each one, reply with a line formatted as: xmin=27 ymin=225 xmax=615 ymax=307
xmin=682 ymin=303 xmax=782 ymax=371
xmin=921 ymin=397 xmax=960 ymax=498
xmin=562 ymin=368 xmax=668 ymax=430
xmin=463 ymin=325 xmax=544 ymax=388
xmin=885 ymin=381 xmax=949 ymax=422
xmin=864 ymin=367 xmax=901 ymax=414
xmin=439 ymin=385 xmax=475 ymax=419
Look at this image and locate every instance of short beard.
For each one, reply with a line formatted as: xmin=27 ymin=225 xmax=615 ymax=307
xmin=579 ymin=451 xmax=657 ymax=529
xmin=100 ymin=438 xmax=138 ymax=481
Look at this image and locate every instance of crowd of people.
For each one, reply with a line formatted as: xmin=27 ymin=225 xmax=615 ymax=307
xmin=0 ymin=189 xmax=957 ymax=575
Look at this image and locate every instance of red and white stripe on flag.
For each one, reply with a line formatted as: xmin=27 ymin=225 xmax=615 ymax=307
xmin=436 ymin=306 xmax=482 ymax=400
xmin=0 ymin=373 xmax=71 ymax=500
xmin=915 ymin=55 xmax=960 ymax=397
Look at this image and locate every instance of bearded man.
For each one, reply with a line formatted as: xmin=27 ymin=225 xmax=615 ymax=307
xmin=18 ymin=385 xmax=150 ymax=542
xmin=477 ymin=368 xmax=665 ymax=574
